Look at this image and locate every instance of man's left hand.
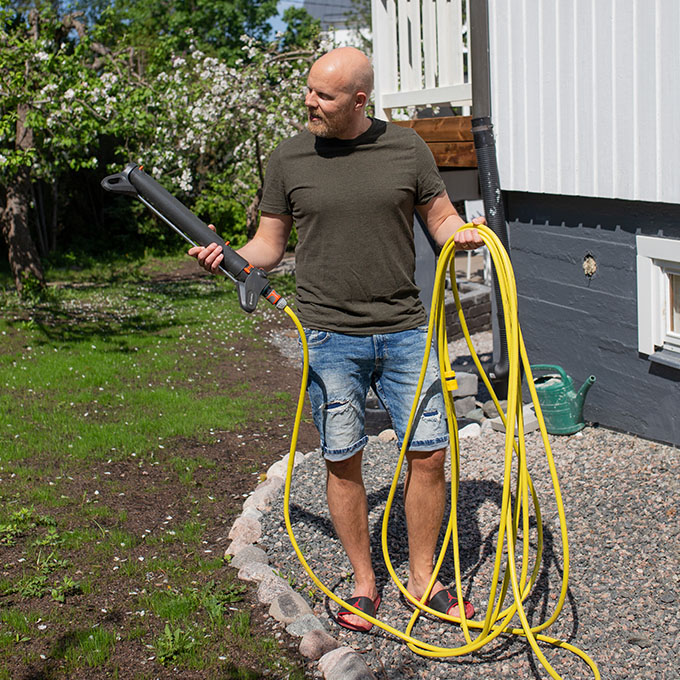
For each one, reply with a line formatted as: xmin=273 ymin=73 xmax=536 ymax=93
xmin=454 ymin=216 xmax=486 ymax=250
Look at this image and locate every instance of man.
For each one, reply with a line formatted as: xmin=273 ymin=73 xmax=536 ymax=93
xmin=191 ymin=47 xmax=485 ymax=632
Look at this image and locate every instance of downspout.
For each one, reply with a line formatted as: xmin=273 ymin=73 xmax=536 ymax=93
xmin=470 ymin=0 xmax=510 ymax=397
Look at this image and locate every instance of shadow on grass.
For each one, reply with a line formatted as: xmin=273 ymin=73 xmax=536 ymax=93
xmin=2 ymin=277 xmax=238 ymax=345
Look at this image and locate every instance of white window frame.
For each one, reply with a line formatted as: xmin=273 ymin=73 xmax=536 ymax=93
xmin=636 ymin=235 xmax=680 ymax=356
xmin=666 ymin=266 xmax=680 ymax=352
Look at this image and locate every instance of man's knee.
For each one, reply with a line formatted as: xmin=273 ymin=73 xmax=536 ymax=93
xmin=406 ymin=447 xmax=446 ymax=474
xmin=326 ymin=449 xmax=364 ymax=481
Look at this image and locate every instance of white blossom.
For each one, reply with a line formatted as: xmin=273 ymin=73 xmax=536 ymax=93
xmin=178 ymin=167 xmax=193 ymax=192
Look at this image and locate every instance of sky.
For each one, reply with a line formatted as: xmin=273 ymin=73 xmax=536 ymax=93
xmin=270 ymin=0 xmax=301 ymax=36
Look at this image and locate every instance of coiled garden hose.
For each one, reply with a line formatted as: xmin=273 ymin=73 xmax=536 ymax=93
xmin=281 ymin=224 xmax=600 ymax=679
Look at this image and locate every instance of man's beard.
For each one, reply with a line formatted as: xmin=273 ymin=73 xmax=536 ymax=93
xmin=306 ymin=107 xmax=352 ymax=138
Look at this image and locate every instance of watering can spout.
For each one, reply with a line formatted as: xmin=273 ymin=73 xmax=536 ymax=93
xmin=575 ymin=375 xmax=596 ymax=413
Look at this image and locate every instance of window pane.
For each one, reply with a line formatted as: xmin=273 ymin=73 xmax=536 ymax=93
xmin=671 ymin=272 xmax=680 ymax=333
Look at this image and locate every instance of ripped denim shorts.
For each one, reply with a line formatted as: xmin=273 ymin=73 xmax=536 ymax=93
xmin=303 ymin=326 xmax=449 ymax=462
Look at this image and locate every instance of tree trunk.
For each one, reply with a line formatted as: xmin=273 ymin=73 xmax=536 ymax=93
xmin=50 ymin=180 xmax=58 ymax=253
xmin=1 ymin=103 xmax=44 ymax=293
xmin=2 ymin=169 xmax=45 ymax=292
xmin=246 ymin=136 xmax=265 ymax=241
xmin=32 ymin=180 xmax=48 ymax=258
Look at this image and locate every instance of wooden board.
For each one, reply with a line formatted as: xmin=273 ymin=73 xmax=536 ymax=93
xmin=392 ymin=116 xmax=477 ymax=167
xmin=428 ymin=142 xmax=477 ymax=168
xmin=392 ymin=116 xmax=474 ymax=141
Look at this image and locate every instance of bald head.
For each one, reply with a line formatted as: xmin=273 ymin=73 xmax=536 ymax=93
xmin=310 ymin=47 xmax=374 ymax=98
xmin=305 ymin=47 xmax=374 ymax=139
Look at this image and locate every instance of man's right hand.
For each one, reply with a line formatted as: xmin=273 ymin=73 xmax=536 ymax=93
xmin=187 ymin=224 xmax=225 ymax=274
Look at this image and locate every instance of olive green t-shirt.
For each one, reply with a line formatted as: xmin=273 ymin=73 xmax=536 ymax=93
xmin=259 ymin=118 xmax=446 ymax=334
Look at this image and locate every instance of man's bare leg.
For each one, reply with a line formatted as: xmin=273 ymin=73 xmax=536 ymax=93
xmin=404 ymin=447 xmax=464 ymax=616
xmin=326 ymin=449 xmax=378 ymax=628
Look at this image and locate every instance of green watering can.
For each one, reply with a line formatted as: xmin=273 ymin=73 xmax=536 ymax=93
xmin=530 ymin=365 xmax=596 ymax=435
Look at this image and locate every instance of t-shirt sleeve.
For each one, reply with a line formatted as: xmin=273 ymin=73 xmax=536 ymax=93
xmin=259 ymin=144 xmax=292 ymax=215
xmin=413 ymin=131 xmax=446 ymax=205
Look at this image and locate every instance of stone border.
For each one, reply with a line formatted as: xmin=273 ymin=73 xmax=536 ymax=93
xmin=225 ymin=450 xmax=377 ymax=679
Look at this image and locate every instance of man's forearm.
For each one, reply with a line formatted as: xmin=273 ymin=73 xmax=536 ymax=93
xmin=432 ymin=213 xmax=469 ymax=248
xmin=236 ymin=236 xmax=286 ymax=272
xmin=235 ymin=213 xmax=293 ymax=271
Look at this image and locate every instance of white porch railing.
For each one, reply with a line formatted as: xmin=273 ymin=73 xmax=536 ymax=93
xmin=371 ymin=0 xmax=472 ymax=120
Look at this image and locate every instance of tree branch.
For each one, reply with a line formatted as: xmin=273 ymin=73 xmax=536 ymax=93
xmin=264 ymin=50 xmax=315 ymax=66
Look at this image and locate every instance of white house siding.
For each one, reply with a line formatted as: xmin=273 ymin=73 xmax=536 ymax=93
xmin=488 ymin=0 xmax=680 ymax=204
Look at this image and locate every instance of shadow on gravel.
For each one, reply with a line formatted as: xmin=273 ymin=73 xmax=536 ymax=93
xmin=287 ymin=466 xmax=584 ymax=677
xmin=292 ymin=475 xmax=581 ymax=674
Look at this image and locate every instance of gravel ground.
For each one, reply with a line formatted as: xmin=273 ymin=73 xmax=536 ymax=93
xmin=261 ymin=330 xmax=679 ymax=680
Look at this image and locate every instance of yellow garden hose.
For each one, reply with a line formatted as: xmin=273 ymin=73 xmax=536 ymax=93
xmin=280 ymin=224 xmax=600 ymax=679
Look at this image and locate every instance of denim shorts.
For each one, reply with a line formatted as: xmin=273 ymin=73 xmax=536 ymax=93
xmin=303 ymin=326 xmax=449 ymax=461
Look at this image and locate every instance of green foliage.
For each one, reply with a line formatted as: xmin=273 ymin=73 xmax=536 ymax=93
xmin=17 ymin=271 xmax=46 ymax=302
xmin=53 ymin=626 xmax=116 ymax=667
xmin=169 ymin=454 xmax=215 ymax=485
xmin=280 ymin=6 xmax=321 ymax=51
xmin=32 ymin=526 xmax=63 ymax=547
xmin=84 ymin=0 xmax=279 ymax=66
xmin=0 ymin=609 xmax=38 ymax=637
xmin=0 ymin=524 xmax=22 ymax=546
xmin=229 ymin=610 xmax=252 ymax=639
xmin=0 ymin=272 xmax=284 ymax=464
xmin=0 ymin=506 xmax=56 ymax=545
xmin=35 ymin=551 xmax=70 ymax=575
xmin=14 ymin=572 xmax=49 ymax=598
xmin=3 ymin=548 xmax=72 ymax=600
xmin=153 ymin=623 xmax=200 ymax=665
xmin=144 ymin=589 xmax=202 ymax=623
xmin=51 ymin=574 xmax=82 ymax=603
xmin=202 ymin=579 xmax=247 ymax=625
xmin=175 ymin=520 xmax=205 ymax=545
xmin=0 ymin=253 xmax=311 ymax=679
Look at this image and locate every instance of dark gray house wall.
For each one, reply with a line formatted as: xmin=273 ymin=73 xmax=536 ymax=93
xmin=506 ymin=191 xmax=680 ymax=446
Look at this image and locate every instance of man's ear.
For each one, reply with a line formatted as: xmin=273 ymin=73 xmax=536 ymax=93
xmin=354 ymin=91 xmax=368 ymax=111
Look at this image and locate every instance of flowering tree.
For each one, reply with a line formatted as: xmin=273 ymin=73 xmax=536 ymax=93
xmin=0 ymin=7 xmax=144 ymax=291
xmin=134 ymin=34 xmax=323 ymax=245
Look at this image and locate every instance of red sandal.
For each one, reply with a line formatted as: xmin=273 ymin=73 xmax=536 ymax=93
xmin=336 ymin=594 xmax=381 ymax=632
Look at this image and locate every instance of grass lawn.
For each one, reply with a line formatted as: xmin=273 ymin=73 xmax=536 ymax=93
xmin=0 ymin=254 xmax=318 ymax=679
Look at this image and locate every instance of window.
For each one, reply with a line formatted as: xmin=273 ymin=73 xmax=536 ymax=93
xmin=636 ymin=235 xmax=680 ymax=360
